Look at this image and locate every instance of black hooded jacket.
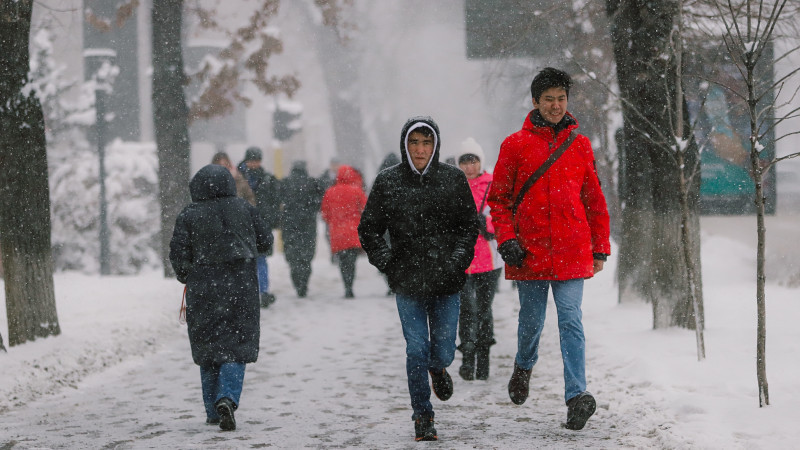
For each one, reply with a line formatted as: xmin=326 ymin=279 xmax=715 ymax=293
xmin=358 ymin=116 xmax=478 ymax=297
xmin=169 ymin=164 xmax=272 ymax=366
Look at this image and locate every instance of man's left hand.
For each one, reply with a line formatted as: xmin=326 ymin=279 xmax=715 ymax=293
xmin=593 ymin=259 xmax=605 ymax=274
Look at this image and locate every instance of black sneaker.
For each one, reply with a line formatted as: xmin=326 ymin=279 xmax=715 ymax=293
xmin=429 ymin=368 xmax=453 ymax=401
xmin=565 ymin=391 xmax=596 ymax=430
xmin=414 ymin=415 xmax=438 ymax=441
xmin=508 ymin=363 xmax=532 ymax=405
xmin=215 ymin=398 xmax=236 ymax=431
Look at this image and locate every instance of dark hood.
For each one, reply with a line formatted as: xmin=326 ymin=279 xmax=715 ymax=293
xmin=190 ymin=164 xmax=237 ymax=202
xmin=399 ymin=116 xmax=441 ymax=176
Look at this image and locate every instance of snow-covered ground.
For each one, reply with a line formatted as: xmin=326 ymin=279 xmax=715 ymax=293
xmin=1 ymin=216 xmax=798 ymax=449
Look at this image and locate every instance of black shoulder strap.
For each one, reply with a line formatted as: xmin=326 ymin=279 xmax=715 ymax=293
xmin=512 ymin=130 xmax=577 ymax=217
xmin=478 ymin=181 xmax=491 ymax=213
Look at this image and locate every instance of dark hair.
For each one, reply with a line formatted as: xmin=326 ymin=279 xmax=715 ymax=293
xmin=458 ymin=154 xmax=480 ymax=165
xmin=530 ymin=67 xmax=572 ymax=102
xmin=211 ymin=151 xmax=230 ymax=165
xmin=408 ymin=126 xmax=434 ymax=138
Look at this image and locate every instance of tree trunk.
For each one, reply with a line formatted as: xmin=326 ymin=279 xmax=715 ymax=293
xmin=152 ymin=0 xmax=191 ymax=277
xmin=0 ymin=0 xmax=61 ymax=346
xmin=608 ymin=0 xmax=703 ymax=329
xmin=308 ymin=11 xmax=366 ymax=170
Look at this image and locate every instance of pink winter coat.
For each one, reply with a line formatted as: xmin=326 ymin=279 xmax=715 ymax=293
xmin=466 ymin=172 xmax=502 ymax=274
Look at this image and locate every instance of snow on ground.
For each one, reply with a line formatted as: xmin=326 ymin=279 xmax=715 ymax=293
xmin=1 ymin=216 xmax=799 ymax=449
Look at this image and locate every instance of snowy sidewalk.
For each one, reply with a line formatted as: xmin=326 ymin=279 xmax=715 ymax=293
xmin=2 ymin=228 xmax=800 ymax=448
xmin=0 ymin=257 xmax=660 ymax=449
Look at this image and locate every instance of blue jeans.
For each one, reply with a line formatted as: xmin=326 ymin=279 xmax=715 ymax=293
xmin=200 ymin=362 xmax=246 ymax=421
xmin=257 ymin=255 xmax=269 ymax=293
xmin=515 ymin=279 xmax=586 ymax=403
xmin=395 ymin=293 xmax=460 ymax=420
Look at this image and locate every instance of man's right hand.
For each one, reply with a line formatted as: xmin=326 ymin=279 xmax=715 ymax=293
xmin=498 ymin=239 xmax=526 ymax=268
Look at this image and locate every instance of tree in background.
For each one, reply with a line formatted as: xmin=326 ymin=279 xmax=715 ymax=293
xmin=703 ymin=0 xmax=800 ymax=407
xmin=152 ymin=0 xmax=192 ymax=277
xmin=607 ymin=0 xmax=705 ymax=333
xmin=0 ymin=0 xmax=60 ymax=346
xmin=153 ymin=1 xmax=350 ymax=276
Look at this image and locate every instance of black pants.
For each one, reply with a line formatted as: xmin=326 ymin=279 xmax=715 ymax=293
xmin=283 ymin=229 xmax=316 ymax=296
xmin=336 ymin=248 xmax=359 ymax=293
xmin=458 ymin=269 xmax=501 ymax=351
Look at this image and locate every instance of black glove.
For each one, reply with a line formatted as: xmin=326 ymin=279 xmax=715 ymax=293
xmin=498 ymin=239 xmax=526 ymax=268
xmin=477 ymin=214 xmax=495 ymax=240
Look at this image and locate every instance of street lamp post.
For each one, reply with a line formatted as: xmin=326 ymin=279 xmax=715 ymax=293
xmin=84 ymin=48 xmax=117 ymax=275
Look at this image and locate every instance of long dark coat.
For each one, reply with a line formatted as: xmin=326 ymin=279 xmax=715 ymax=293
xmin=358 ymin=116 xmax=478 ymax=297
xmin=280 ymin=164 xmax=324 ymax=266
xmin=170 ymin=164 xmax=272 ymax=366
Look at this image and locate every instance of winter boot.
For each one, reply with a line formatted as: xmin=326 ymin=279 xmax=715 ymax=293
xmin=260 ymin=292 xmax=276 ymax=308
xmin=475 ymin=346 xmax=491 ymax=380
xmin=215 ymin=397 xmax=236 ymax=431
xmin=565 ymin=391 xmax=596 ymax=430
xmin=459 ymin=348 xmax=476 ymax=381
xmin=414 ymin=415 xmax=437 ymax=441
xmin=508 ymin=362 xmax=532 ymax=405
xmin=429 ymin=368 xmax=453 ymax=401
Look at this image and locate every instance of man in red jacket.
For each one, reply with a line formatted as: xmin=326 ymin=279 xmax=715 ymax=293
xmin=487 ymin=67 xmax=611 ymax=431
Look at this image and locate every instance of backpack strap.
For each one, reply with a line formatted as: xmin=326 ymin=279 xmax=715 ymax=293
xmin=511 ymin=130 xmax=577 ymax=217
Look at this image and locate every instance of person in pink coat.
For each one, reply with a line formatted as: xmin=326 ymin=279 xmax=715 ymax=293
xmin=455 ymin=138 xmax=503 ymax=381
xmin=321 ymin=165 xmax=367 ymax=298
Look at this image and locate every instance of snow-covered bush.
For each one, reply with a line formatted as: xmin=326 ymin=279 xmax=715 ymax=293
xmin=49 ymin=139 xmax=160 ymax=274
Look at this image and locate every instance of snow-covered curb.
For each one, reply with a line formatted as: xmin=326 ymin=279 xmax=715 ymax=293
xmin=0 ymin=272 xmax=184 ymax=413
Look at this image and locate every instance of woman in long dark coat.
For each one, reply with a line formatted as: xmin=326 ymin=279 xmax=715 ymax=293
xmin=170 ymin=164 xmax=272 ymax=431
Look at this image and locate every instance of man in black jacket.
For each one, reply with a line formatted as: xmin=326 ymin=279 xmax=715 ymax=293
xmin=238 ymin=147 xmax=281 ymax=307
xmin=359 ymin=116 xmax=478 ymax=442
xmin=279 ymin=160 xmax=324 ymax=297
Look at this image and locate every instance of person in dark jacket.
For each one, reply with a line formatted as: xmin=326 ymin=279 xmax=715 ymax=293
xmin=170 ymin=164 xmax=273 ymax=431
xmin=358 ymin=116 xmax=478 ymax=442
xmin=375 ymin=152 xmax=401 ymax=295
xmin=280 ymin=160 xmax=324 ymax=297
xmin=238 ymin=146 xmax=281 ymax=307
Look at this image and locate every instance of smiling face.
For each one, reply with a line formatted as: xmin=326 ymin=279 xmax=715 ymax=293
xmin=533 ymin=86 xmax=568 ymax=125
xmin=407 ymin=130 xmax=435 ymax=171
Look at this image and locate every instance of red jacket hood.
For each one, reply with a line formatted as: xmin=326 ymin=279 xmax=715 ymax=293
xmin=336 ymin=165 xmax=363 ymax=187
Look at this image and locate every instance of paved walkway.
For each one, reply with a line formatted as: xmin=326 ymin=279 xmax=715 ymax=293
xmin=0 ymin=257 xmax=680 ymax=449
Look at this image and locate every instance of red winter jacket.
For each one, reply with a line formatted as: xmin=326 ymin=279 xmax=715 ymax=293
xmin=487 ymin=110 xmax=611 ymax=280
xmin=321 ymin=165 xmax=367 ymax=254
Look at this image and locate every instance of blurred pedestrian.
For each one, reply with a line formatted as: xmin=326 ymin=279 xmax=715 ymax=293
xmin=211 ymin=151 xmax=256 ymax=206
xmin=488 ymin=67 xmax=611 ymax=431
xmin=238 ymin=147 xmax=281 ymax=308
xmin=280 ymin=160 xmax=324 ymax=297
xmin=455 ymin=138 xmax=503 ymax=381
xmin=358 ymin=116 xmax=478 ymax=442
xmin=169 ymin=164 xmax=273 ymax=431
xmin=321 ymin=165 xmax=366 ymax=298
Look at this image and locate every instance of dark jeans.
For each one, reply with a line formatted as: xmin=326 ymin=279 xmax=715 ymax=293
xmin=336 ymin=248 xmax=359 ymax=292
xmin=200 ymin=362 xmax=246 ymax=421
xmin=458 ymin=269 xmax=501 ymax=352
xmin=395 ymin=293 xmax=460 ymax=420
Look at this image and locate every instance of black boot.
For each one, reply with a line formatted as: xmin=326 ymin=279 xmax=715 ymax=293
xmin=414 ymin=415 xmax=437 ymax=441
xmin=508 ymin=362 xmax=532 ymax=405
xmin=459 ymin=349 xmax=476 ymax=381
xmin=565 ymin=391 xmax=596 ymax=430
xmin=475 ymin=346 xmax=490 ymax=380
